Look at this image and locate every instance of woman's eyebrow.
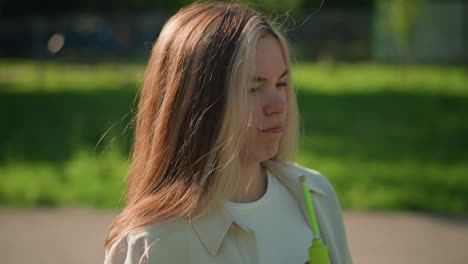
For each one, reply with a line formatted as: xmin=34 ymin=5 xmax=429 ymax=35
xmin=252 ymin=68 xmax=289 ymax=82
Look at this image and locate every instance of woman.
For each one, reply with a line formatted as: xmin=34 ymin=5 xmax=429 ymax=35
xmin=104 ymin=1 xmax=353 ymax=264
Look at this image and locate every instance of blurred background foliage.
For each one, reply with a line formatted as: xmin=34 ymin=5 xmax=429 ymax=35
xmin=0 ymin=0 xmax=467 ymax=215
xmin=0 ymin=0 xmax=372 ymax=16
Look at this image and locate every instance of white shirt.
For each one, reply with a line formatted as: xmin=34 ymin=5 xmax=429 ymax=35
xmin=224 ymin=169 xmax=314 ymax=264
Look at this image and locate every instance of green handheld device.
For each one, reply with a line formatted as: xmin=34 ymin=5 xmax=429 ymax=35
xmin=299 ymin=176 xmax=330 ymax=264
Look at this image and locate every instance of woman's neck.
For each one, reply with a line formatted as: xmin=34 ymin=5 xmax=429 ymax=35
xmin=229 ymin=162 xmax=268 ymax=203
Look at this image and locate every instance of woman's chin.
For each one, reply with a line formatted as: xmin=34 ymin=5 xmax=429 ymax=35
xmin=242 ymin=142 xmax=279 ymax=164
xmin=258 ymin=148 xmax=279 ymax=162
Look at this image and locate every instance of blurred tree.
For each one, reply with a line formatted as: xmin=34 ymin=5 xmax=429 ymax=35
xmin=0 ymin=0 xmax=186 ymax=17
xmin=239 ymin=0 xmax=302 ymax=14
xmin=300 ymin=0 xmax=373 ymax=9
xmin=376 ymin=0 xmax=425 ymax=57
xmin=0 ymin=0 xmax=375 ymax=18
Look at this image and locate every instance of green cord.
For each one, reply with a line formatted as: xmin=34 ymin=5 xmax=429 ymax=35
xmin=300 ymin=176 xmax=320 ymax=237
xmin=300 ymin=175 xmax=331 ymax=264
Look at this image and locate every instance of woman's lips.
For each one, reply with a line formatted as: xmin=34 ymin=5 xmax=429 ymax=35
xmin=261 ymin=126 xmax=283 ymax=133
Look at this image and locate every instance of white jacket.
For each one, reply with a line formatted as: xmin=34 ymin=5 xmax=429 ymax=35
xmin=104 ymin=159 xmax=353 ymax=264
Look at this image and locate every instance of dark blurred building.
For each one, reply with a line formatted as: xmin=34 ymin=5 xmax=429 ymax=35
xmin=0 ymin=1 xmax=466 ymax=64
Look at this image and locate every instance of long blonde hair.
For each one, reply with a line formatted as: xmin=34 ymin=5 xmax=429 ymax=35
xmin=105 ymin=1 xmax=299 ymax=250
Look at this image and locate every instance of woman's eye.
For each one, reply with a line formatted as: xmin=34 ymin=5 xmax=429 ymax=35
xmin=276 ymin=82 xmax=288 ymax=88
xmin=249 ymin=87 xmax=260 ymax=93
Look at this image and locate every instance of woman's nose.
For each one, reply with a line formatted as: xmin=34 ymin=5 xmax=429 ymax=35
xmin=263 ymin=91 xmax=286 ymax=116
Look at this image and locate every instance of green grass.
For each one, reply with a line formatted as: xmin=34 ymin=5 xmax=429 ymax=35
xmin=293 ymin=63 xmax=468 ymax=214
xmin=0 ymin=147 xmax=128 ymax=208
xmin=0 ymin=60 xmax=467 ymax=214
xmin=0 ymin=59 xmax=143 ymax=93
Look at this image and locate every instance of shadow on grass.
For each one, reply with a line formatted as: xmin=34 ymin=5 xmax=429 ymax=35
xmin=297 ymin=88 xmax=468 ymax=164
xmin=0 ymin=87 xmax=137 ymax=163
xmin=1 ymin=87 xmax=467 ymax=164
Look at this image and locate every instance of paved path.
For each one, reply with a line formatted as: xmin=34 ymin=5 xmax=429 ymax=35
xmin=1 ymin=207 xmax=467 ymax=263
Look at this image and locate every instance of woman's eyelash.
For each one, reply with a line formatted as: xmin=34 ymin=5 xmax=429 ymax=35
xmin=249 ymin=82 xmax=287 ymax=93
xmin=249 ymin=87 xmax=260 ymax=93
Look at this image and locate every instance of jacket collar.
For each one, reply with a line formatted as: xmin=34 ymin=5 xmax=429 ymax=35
xmin=190 ymin=159 xmax=327 ymax=256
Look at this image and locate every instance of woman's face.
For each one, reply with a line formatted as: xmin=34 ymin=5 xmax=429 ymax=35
xmin=240 ymin=33 xmax=288 ymax=165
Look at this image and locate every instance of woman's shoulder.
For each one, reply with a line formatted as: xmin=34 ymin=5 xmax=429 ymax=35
xmin=104 ymin=218 xmax=189 ymax=264
xmin=265 ymin=159 xmax=337 ymax=196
